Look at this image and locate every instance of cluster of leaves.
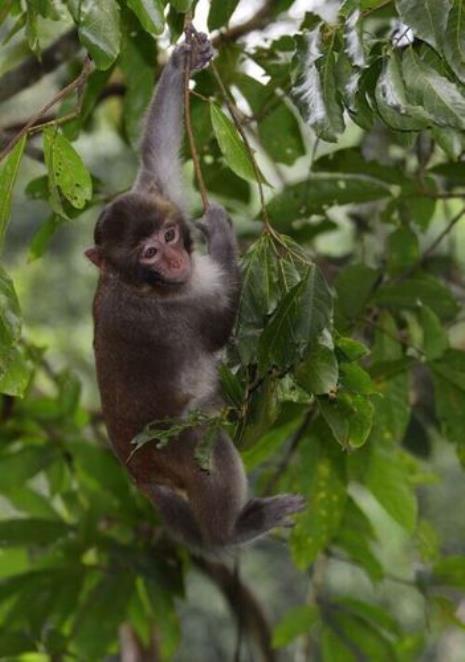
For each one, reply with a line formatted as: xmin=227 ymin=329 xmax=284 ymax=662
xmin=2 ymin=0 xmax=465 ymax=659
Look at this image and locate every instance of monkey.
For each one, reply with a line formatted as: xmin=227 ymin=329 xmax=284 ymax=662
xmin=85 ymin=32 xmax=305 ymax=553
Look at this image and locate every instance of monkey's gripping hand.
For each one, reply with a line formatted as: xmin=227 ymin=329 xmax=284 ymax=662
xmin=198 ymin=203 xmax=237 ymax=269
xmin=173 ymin=31 xmax=215 ymax=72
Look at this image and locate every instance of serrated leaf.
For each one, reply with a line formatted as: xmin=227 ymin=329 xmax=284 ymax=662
xmin=396 ymin=0 xmax=450 ymax=50
xmin=258 ymin=265 xmax=332 ymax=372
xmin=0 ymin=136 xmax=26 ymax=249
xmin=127 ymin=0 xmax=164 ymax=36
xmin=402 ymin=47 xmax=465 ymax=130
xmin=210 ymin=103 xmax=267 ymax=184
xmin=444 ymin=0 xmax=465 ymax=82
xmin=79 ymin=0 xmax=121 ymax=70
xmin=292 ymin=27 xmax=345 ymax=142
xmin=375 ymin=53 xmax=431 ymax=131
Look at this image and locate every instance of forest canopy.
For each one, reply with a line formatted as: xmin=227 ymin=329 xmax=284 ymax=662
xmin=1 ymin=0 xmax=465 ymax=660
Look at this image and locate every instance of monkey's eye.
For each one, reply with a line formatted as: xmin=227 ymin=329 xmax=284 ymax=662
xmin=164 ymin=227 xmax=176 ymax=243
xmin=143 ymin=246 xmax=158 ymax=260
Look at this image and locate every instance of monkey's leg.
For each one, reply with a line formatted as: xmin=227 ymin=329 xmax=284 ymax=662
xmin=232 ymin=494 xmax=306 ymax=545
xmin=144 ymin=484 xmax=204 ymax=549
xmin=186 ymin=431 xmax=248 ymax=548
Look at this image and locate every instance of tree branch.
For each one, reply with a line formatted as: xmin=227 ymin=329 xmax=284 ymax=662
xmin=195 ymin=558 xmax=277 ymax=662
xmin=0 ymin=29 xmax=80 ymax=103
xmin=0 ymin=56 xmax=93 ymax=163
xmin=211 ymin=0 xmax=275 ymax=46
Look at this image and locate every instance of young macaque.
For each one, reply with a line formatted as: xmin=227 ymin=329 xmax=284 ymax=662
xmin=86 ymin=33 xmax=304 ymax=553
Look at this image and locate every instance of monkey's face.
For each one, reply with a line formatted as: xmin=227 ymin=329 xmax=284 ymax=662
xmin=86 ymin=192 xmax=193 ymax=290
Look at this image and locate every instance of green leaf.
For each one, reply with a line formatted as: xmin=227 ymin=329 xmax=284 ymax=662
xmin=208 ymin=0 xmax=240 ymax=31
xmin=314 ymin=147 xmax=403 ymax=184
xmin=210 ymin=103 xmax=267 ymax=184
xmin=78 ymin=0 xmax=121 ymax=70
xmin=402 ymin=47 xmax=465 ymax=130
xmin=444 ymin=0 xmax=465 ymax=82
xmin=236 ymin=74 xmax=304 ymax=165
xmin=42 ymin=129 xmax=92 ymax=209
xmin=365 ymin=445 xmax=417 ymax=531
xmin=295 ymin=343 xmax=339 ymax=395
xmin=0 ymin=518 xmax=72 ymax=547
xmin=120 ymin=23 xmax=156 ymax=148
xmin=169 ymin=0 xmax=193 ymax=11
xmin=375 ymin=52 xmax=431 ymax=131
xmin=418 ymin=305 xmax=448 ymax=359
xmin=334 ymin=264 xmax=380 ymax=326
xmin=0 ymin=446 xmax=56 ymax=493
xmin=242 ymin=418 xmax=303 ymax=470
xmin=375 ymin=273 xmax=459 ymax=320
xmin=0 ymin=266 xmax=21 ymax=353
xmin=127 ymin=0 xmax=164 ymax=36
xmin=291 ymin=426 xmax=347 ymax=568
xmin=319 ymin=392 xmax=374 ymax=449
xmin=272 ymin=605 xmax=319 ymax=648
xmin=387 ymin=226 xmax=419 ymax=275
xmin=0 ymin=346 xmax=33 ymax=397
xmin=396 ymin=0 xmax=450 ymax=50
xmin=73 ymin=571 xmax=134 ymax=658
xmin=258 ymin=265 xmax=332 ymax=372
xmin=28 ymin=215 xmax=63 ymax=261
xmin=292 ymin=27 xmax=345 ymax=142
xmin=0 ymin=136 xmax=26 ymax=249
xmin=267 ymin=175 xmax=390 ymax=226
xmin=432 ymin=556 xmax=465 ymax=587
xmin=430 ymin=349 xmax=465 ymax=457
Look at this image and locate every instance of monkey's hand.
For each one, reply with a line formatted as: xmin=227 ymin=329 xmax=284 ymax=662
xmin=172 ymin=32 xmax=215 ymax=72
xmin=198 ymin=203 xmax=233 ymax=240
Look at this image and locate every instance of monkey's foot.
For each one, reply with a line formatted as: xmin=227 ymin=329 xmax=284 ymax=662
xmin=233 ymin=494 xmax=306 ymax=544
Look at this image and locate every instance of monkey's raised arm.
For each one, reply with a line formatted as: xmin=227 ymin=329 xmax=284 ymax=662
xmin=133 ymin=34 xmax=213 ymax=208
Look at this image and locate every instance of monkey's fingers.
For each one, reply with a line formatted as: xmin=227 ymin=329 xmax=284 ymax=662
xmin=190 ymin=33 xmax=215 ymax=71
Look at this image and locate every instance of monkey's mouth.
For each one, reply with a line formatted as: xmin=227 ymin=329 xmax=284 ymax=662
xmin=142 ymin=266 xmax=190 ymax=288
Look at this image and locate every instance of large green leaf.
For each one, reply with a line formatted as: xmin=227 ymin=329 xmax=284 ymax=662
xmin=78 ymin=0 xmax=121 ymax=70
xmin=210 ymin=102 xmax=267 ymax=184
xmin=258 ymin=265 xmax=332 ymax=372
xmin=387 ymin=226 xmax=419 ymax=275
xmin=396 ymin=0 xmax=450 ymax=50
xmin=236 ymin=74 xmax=304 ymax=165
xmin=432 ymin=556 xmax=465 ymax=587
xmin=0 ymin=518 xmax=72 ymax=547
xmin=127 ymin=0 xmax=164 ymax=36
xmin=0 ymin=266 xmax=21 ymax=352
xmin=0 ymin=446 xmax=55 ymax=493
xmin=292 ymin=26 xmax=345 ymax=142
xmin=73 ymin=571 xmax=135 ymax=659
xmin=272 ymin=605 xmax=319 ymax=648
xmin=267 ymin=175 xmax=391 ymax=226
xmin=0 ymin=136 xmax=26 ymax=249
xmin=318 ymin=391 xmax=374 ymax=449
xmin=365 ymin=445 xmax=417 ymax=532
xmin=402 ymin=47 xmax=465 ymax=130
xmin=295 ymin=342 xmax=339 ymax=395
xmin=375 ymin=273 xmax=459 ymax=320
xmin=208 ymin=0 xmax=240 ymax=30
xmin=291 ymin=426 xmax=347 ymax=569
xmin=444 ymin=0 xmax=465 ymax=82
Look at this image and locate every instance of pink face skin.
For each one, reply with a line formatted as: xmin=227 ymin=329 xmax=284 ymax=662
xmin=139 ymin=223 xmax=191 ymax=284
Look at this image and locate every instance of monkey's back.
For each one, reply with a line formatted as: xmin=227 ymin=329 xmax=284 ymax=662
xmin=92 ymin=277 xmax=219 ymax=487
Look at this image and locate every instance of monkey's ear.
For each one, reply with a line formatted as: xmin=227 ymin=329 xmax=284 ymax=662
xmin=85 ymin=246 xmax=104 ymax=268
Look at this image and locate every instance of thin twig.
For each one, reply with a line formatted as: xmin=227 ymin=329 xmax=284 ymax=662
xmin=0 ymin=56 xmax=93 ymax=163
xmin=183 ymin=15 xmax=209 ymax=212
